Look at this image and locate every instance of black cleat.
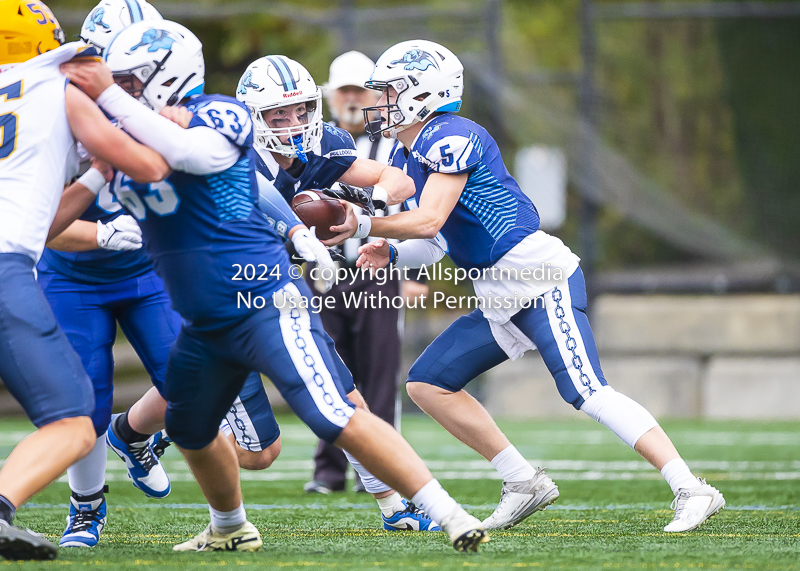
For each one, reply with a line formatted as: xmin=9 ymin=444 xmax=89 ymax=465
xmin=0 ymin=520 xmax=58 ymax=560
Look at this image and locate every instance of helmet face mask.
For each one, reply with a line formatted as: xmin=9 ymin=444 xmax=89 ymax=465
xmin=363 ymin=40 xmax=464 ymax=140
xmin=237 ymin=56 xmax=323 ymax=161
xmin=112 ymin=67 xmax=147 ymax=100
xmin=105 ymin=21 xmax=204 ymax=112
xmin=363 ymin=79 xmax=410 ymax=140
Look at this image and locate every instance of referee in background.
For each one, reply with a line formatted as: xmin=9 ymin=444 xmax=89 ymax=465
xmin=304 ymin=51 xmax=428 ymax=494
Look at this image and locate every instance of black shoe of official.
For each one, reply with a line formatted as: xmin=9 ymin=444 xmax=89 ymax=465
xmin=0 ymin=519 xmax=57 ymax=560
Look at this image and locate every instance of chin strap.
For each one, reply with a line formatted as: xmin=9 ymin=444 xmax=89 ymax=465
xmin=292 ymin=135 xmax=308 ymax=163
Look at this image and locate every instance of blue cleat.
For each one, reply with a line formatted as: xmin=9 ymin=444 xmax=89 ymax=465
xmin=106 ymin=414 xmax=171 ymax=498
xmin=60 ymin=495 xmax=106 ymax=548
xmin=382 ymin=500 xmax=442 ymax=531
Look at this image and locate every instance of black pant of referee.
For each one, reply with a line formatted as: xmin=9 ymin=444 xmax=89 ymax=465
xmin=305 ymin=272 xmax=401 ymax=492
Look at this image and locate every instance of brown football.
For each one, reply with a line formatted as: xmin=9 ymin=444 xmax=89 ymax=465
xmin=290 ymin=190 xmax=346 ymax=241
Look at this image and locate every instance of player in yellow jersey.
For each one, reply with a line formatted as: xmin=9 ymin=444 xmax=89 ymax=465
xmin=0 ymin=0 xmax=171 ymax=560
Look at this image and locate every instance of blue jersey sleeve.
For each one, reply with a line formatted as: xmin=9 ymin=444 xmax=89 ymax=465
xmin=319 ymin=123 xmax=357 ymax=172
xmin=187 ymin=95 xmax=253 ymax=149
xmin=256 ymin=172 xmax=303 ymax=239
xmin=416 ymin=118 xmax=483 ymax=175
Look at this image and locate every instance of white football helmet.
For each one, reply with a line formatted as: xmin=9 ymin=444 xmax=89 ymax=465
xmin=80 ymin=0 xmax=162 ymax=54
xmin=104 ymin=20 xmax=204 ymax=112
xmin=364 ymin=39 xmax=463 ymax=139
xmin=236 ymin=55 xmax=323 ymax=160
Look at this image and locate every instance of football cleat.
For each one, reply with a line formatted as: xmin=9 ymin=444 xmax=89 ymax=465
xmin=106 ymin=415 xmax=170 ymax=498
xmin=60 ymin=494 xmax=107 ymax=548
xmin=382 ymin=499 xmax=441 ymax=531
xmin=482 ymin=467 xmax=560 ymax=530
xmin=0 ymin=519 xmax=57 ymax=561
xmin=303 ymin=480 xmax=335 ymax=495
xmin=173 ymin=521 xmax=262 ymax=552
xmin=150 ymin=430 xmax=172 ymax=459
xmin=664 ymin=478 xmax=725 ymax=532
xmin=439 ymin=507 xmax=488 ymax=553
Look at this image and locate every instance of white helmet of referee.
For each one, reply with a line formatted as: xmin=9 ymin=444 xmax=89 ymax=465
xmin=236 ymin=55 xmax=323 ymax=160
xmin=80 ymin=0 xmax=162 ymax=54
xmin=104 ymin=20 xmax=204 ymax=112
xmin=364 ymin=39 xmax=463 ymax=139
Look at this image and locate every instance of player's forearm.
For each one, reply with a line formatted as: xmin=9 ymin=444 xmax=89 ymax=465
xmin=95 ymin=85 xmax=239 ymax=175
xmin=46 ymin=220 xmax=99 ymax=252
xmin=369 ymin=209 xmax=445 ymax=240
xmin=47 ymin=181 xmax=102 ymax=242
xmin=256 ymin=172 xmax=304 ymax=239
xmin=65 ymin=85 xmax=170 ymax=183
xmin=374 ymin=166 xmax=415 ymax=205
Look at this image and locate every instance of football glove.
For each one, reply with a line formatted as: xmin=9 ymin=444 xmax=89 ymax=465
xmin=323 ymin=183 xmax=387 ymax=216
xmin=97 ymin=215 xmax=142 ymax=251
xmin=291 ymin=227 xmax=336 ymax=292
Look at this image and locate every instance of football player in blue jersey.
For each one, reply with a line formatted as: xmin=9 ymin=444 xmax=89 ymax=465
xmin=62 ymin=22 xmax=488 ymax=553
xmin=42 ymin=0 xmax=320 ymax=549
xmin=235 ymin=56 xmax=440 ymax=532
xmin=355 ymin=40 xmax=725 ymax=534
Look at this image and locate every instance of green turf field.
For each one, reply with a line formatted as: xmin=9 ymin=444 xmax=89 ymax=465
xmin=2 ymin=414 xmax=798 ymax=570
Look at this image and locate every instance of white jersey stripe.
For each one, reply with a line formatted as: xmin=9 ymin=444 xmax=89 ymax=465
xmin=276 ymin=282 xmax=354 ymax=428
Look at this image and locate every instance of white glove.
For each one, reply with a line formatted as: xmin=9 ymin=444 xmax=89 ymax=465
xmin=291 ymin=227 xmax=336 ymax=292
xmin=96 ymin=215 xmax=143 ymax=251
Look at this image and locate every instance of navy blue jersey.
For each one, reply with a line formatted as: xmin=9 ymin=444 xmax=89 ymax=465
xmin=38 ymin=188 xmax=152 ymax=284
xmin=256 ymin=122 xmax=357 ymax=202
xmin=391 ymin=114 xmax=540 ymax=269
xmin=109 ymin=94 xmax=292 ymax=330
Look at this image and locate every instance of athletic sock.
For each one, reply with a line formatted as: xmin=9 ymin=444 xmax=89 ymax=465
xmin=72 ymin=486 xmax=108 ymax=503
xmin=490 ymin=445 xmax=536 ymax=482
xmin=410 ymin=479 xmax=460 ymax=525
xmin=114 ymin=411 xmax=149 ymax=445
xmin=343 ymin=450 xmax=392 ymax=494
xmin=375 ymin=492 xmax=405 ymax=517
xmin=209 ymin=503 xmax=247 ymax=534
xmin=661 ymin=458 xmax=701 ymax=495
xmin=0 ymin=495 xmax=15 ymax=524
xmin=67 ymin=435 xmax=108 ymax=497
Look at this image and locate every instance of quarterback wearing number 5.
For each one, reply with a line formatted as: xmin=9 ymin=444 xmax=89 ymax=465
xmin=354 ymin=39 xmax=725 ymax=534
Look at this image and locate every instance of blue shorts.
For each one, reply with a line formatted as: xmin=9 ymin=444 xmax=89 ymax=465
xmin=0 ymin=254 xmax=94 ymax=427
xmin=38 ymin=269 xmax=180 ymax=436
xmin=407 ymin=268 xmax=608 ymax=409
xmin=224 ymin=374 xmax=281 ymax=451
xmin=39 ymin=267 xmax=282 ymax=445
xmin=165 ymin=279 xmax=355 ymax=450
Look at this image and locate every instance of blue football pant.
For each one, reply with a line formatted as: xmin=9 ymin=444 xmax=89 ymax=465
xmin=165 ymin=280 xmax=355 ymax=450
xmin=0 ymin=254 xmax=93 ymax=427
xmin=39 ymin=268 xmax=279 ymax=445
xmin=408 ymin=268 xmax=608 ymax=409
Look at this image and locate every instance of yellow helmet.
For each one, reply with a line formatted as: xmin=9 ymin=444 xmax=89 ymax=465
xmin=0 ymin=0 xmax=65 ymax=66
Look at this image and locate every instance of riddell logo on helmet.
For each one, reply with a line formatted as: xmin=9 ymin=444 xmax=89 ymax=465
xmin=282 ymin=90 xmax=303 ymax=98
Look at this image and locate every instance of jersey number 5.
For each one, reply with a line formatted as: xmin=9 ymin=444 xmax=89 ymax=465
xmin=0 ymin=80 xmax=23 ymax=160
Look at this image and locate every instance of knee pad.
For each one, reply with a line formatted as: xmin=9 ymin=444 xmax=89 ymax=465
xmin=580 ymin=386 xmax=658 ymax=449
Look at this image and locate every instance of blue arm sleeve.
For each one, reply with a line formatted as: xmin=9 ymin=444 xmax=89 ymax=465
xmin=256 ymin=172 xmax=304 ymax=240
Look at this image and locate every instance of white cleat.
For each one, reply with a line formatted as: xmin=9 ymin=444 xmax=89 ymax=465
xmin=482 ymin=467 xmax=560 ymax=530
xmin=439 ymin=507 xmax=489 ymax=553
xmin=173 ymin=521 xmax=262 ymax=552
xmin=664 ymin=478 xmax=725 ymax=533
